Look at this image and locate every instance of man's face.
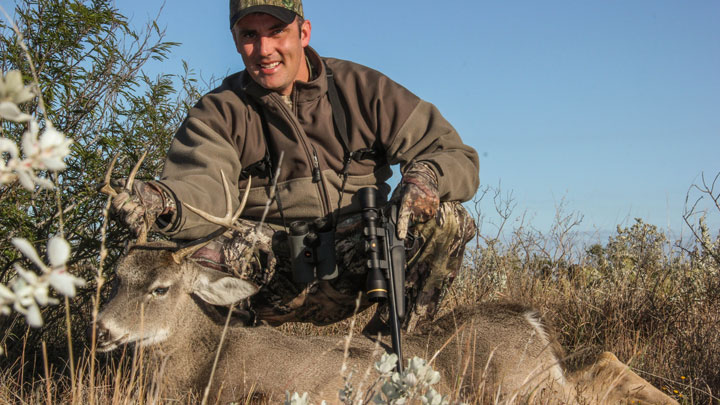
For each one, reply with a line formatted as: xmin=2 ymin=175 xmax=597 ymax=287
xmin=232 ymin=13 xmax=311 ymax=96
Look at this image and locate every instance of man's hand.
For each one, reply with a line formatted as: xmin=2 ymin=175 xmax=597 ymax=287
xmin=110 ymin=180 xmax=167 ymax=237
xmin=395 ymin=162 xmax=440 ymax=239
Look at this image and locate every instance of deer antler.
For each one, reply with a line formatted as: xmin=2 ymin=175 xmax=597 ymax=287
xmin=99 ymin=151 xmax=148 ymax=197
xmin=99 ymin=153 xmax=119 ymax=196
xmin=170 ymin=171 xmax=252 ymax=264
xmin=98 ymin=151 xmax=150 ymax=242
xmin=182 ymin=170 xmax=252 ymax=234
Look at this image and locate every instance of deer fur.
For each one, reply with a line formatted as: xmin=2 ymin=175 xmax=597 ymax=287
xmin=95 ymin=241 xmax=677 ymax=404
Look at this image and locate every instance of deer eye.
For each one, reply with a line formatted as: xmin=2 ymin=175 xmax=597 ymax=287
xmin=151 ymin=287 xmax=169 ymax=297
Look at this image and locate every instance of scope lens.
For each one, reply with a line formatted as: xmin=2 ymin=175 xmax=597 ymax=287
xmin=359 ymin=187 xmax=377 ymax=209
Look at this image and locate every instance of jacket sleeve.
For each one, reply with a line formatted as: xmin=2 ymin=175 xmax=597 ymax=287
xmin=155 ymin=93 xmax=244 ymax=240
xmin=384 ymin=94 xmax=479 ymax=202
xmin=327 ymin=57 xmax=478 ymax=202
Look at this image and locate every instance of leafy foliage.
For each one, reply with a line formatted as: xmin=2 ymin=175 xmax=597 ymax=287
xmin=0 ymin=0 xmax=202 ymax=365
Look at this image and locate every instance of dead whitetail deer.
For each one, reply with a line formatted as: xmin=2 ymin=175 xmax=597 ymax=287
xmin=96 ymin=168 xmax=677 ymax=404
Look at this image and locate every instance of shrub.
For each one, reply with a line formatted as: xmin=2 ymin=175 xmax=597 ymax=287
xmin=0 ymin=0 xmax=202 ymax=374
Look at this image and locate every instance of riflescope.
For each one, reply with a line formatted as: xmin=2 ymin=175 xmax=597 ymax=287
xmin=359 ymin=186 xmax=406 ymax=372
xmin=360 ymin=187 xmax=389 ymax=300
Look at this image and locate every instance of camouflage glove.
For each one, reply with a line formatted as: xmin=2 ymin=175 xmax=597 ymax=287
xmin=395 ymin=162 xmax=440 ymax=239
xmin=188 ymin=220 xmax=275 ymax=285
xmin=110 ymin=180 xmax=174 ymax=237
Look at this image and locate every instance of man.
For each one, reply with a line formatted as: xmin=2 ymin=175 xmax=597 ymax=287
xmin=112 ymin=0 xmax=479 ymax=333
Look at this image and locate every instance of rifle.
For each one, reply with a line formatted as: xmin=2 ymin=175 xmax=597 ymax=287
xmin=359 ymin=187 xmax=406 ymax=372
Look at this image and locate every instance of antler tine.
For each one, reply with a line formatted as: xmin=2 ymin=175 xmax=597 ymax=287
xmin=136 ymin=226 xmax=148 ymax=245
xmin=98 ymin=152 xmax=121 ymax=197
xmin=125 ymin=150 xmax=148 ymax=193
xmin=232 ymin=174 xmax=252 ymax=224
xmin=99 ymin=151 xmax=150 ymax=243
xmin=125 ymin=150 xmax=150 ymax=243
xmin=182 ymin=170 xmax=252 ymax=232
xmin=171 ymin=239 xmax=213 ymax=264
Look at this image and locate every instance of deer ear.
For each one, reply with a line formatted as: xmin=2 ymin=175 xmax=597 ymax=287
xmin=192 ymin=267 xmax=259 ymax=306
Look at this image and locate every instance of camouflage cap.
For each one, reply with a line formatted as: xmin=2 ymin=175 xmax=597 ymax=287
xmin=230 ymin=0 xmax=304 ymax=29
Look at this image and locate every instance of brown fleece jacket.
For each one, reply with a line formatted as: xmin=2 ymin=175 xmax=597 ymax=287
xmin=156 ymin=47 xmax=479 ymax=239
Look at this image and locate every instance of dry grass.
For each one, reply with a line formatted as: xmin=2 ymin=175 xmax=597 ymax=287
xmin=1 ymin=216 xmax=718 ymax=404
xmin=447 ymin=216 xmax=720 ymax=404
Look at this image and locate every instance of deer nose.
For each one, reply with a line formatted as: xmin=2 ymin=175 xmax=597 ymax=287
xmin=87 ymin=321 xmax=110 ymax=345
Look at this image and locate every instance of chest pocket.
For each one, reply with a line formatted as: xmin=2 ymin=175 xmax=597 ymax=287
xmin=324 ymin=63 xmax=384 ymax=176
xmin=239 ymin=154 xmax=271 ymax=181
xmin=238 ymin=97 xmax=275 ymax=182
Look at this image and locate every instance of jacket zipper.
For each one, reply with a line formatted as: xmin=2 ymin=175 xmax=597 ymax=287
xmin=271 ymin=94 xmax=332 ymax=217
xmin=311 ymin=145 xmax=322 ymax=183
xmin=311 ymin=145 xmax=334 ymax=216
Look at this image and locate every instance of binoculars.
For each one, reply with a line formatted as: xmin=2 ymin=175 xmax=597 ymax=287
xmin=288 ymin=217 xmax=338 ymax=283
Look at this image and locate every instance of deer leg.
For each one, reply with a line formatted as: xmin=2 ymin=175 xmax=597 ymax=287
xmin=570 ymin=352 xmax=678 ymax=405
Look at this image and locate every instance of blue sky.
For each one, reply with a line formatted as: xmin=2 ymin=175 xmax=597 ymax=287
xmin=108 ymin=1 xmax=719 ymax=240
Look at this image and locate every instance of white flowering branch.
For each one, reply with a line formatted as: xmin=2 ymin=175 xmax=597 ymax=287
xmin=0 ymin=67 xmax=82 ymax=342
xmin=284 ymin=353 xmax=457 ymax=405
xmin=0 ymin=237 xmax=85 ymax=327
xmin=1 ymin=70 xmax=72 ymax=190
xmin=371 ymin=354 xmax=448 ymax=405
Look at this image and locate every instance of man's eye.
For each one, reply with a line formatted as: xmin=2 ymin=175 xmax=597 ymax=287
xmin=151 ymin=287 xmax=169 ymax=297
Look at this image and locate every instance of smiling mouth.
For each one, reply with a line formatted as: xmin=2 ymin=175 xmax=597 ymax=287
xmin=257 ymin=61 xmax=282 ymax=74
xmin=260 ymin=61 xmax=280 ymax=69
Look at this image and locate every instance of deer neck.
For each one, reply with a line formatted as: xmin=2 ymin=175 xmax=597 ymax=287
xmin=149 ymin=299 xmax=231 ymax=392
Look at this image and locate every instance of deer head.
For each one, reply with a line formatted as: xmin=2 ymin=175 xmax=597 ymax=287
xmin=96 ymin=167 xmax=256 ymax=351
xmin=95 ymin=242 xmax=258 ymax=352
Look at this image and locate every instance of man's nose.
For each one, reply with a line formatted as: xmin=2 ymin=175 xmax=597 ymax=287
xmin=258 ymin=36 xmax=273 ymax=57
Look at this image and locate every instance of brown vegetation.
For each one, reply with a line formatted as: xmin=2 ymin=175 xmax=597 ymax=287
xmin=91 ymin=241 xmax=675 ymax=404
xmin=2 ymin=196 xmax=718 ymax=403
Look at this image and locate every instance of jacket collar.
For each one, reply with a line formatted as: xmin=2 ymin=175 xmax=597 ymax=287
xmin=240 ymin=46 xmax=327 ymax=106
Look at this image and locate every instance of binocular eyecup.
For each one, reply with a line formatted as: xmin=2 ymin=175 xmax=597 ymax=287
xmin=288 ymin=217 xmax=338 ymax=283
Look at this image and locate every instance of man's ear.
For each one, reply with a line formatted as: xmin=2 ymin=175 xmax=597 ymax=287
xmin=192 ymin=267 xmax=259 ymax=306
xmin=300 ymin=19 xmax=311 ymax=47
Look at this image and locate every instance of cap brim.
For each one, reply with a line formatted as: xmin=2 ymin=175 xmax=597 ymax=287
xmin=230 ymin=5 xmax=297 ymax=28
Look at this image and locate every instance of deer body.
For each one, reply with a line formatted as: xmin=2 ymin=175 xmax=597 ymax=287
xmin=96 ymin=243 xmax=676 ymax=404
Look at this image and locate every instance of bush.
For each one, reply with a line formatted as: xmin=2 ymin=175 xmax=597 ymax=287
xmin=450 ymin=187 xmax=720 ymax=403
xmin=0 ymin=0 xmax=202 ymax=373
